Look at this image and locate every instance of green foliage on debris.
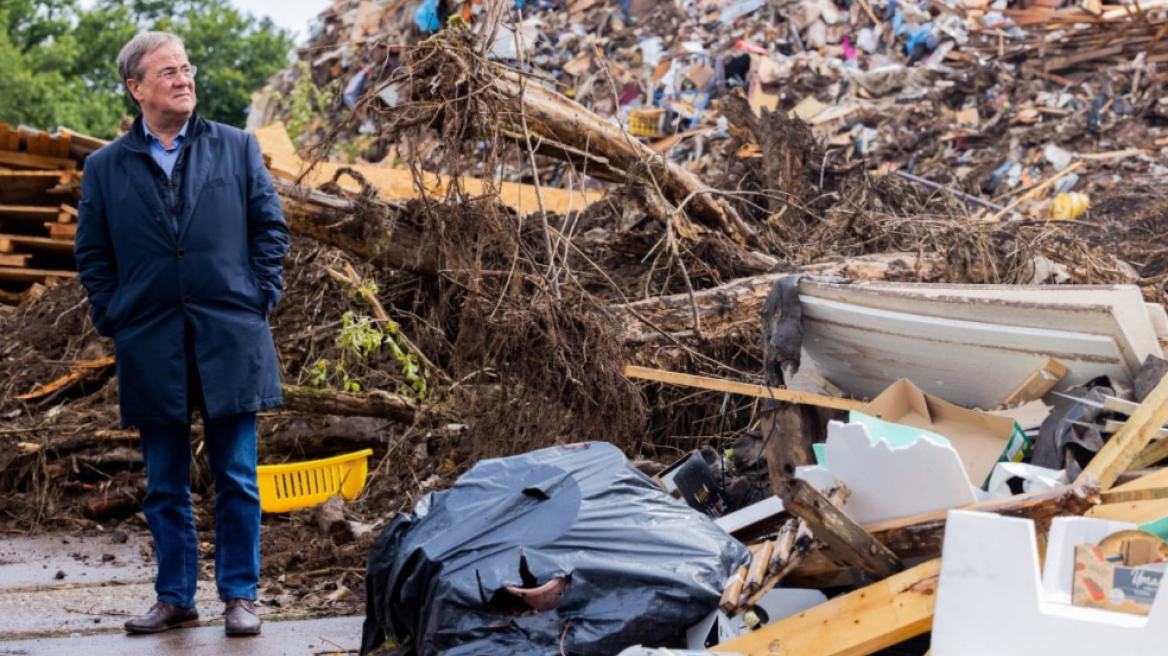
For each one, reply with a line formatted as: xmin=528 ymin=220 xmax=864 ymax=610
xmin=0 ymin=0 xmax=294 ymax=138
xmin=272 ymin=60 xmax=339 ymax=145
xmin=338 ymin=310 xmax=428 ymax=400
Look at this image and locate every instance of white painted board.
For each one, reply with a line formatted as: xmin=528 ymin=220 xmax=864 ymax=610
xmin=800 ymin=295 xmax=1129 ymax=408
xmin=822 ymin=421 xmax=977 ymax=524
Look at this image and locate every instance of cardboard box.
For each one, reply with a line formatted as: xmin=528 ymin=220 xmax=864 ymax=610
xmin=860 ymin=379 xmax=1032 ymax=488
xmin=1073 ymin=542 xmax=1166 ymax=616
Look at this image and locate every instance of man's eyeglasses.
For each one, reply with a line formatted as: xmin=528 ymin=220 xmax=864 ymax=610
xmin=157 ymin=65 xmax=197 ymax=81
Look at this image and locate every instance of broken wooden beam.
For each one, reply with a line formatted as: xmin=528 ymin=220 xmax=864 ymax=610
xmin=623 ymin=365 xmax=865 ymax=411
xmin=1086 ymin=466 xmax=1168 ymax=522
xmin=1076 ymin=372 xmax=1168 ymax=487
xmin=868 ymin=481 xmax=1100 ymax=560
xmin=712 ymin=558 xmax=941 ymax=656
xmin=784 ymin=481 xmax=1100 ymax=585
xmin=734 ymin=488 xmax=847 ymax=614
xmin=778 ymin=478 xmax=904 ymax=580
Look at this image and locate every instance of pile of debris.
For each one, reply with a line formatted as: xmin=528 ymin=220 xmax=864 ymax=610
xmin=6 ymin=0 xmax=1168 ymax=650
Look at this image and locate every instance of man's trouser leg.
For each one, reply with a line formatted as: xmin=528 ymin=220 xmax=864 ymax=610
xmin=203 ymin=411 xmax=261 ymax=602
xmin=139 ymin=423 xmax=199 ymax=609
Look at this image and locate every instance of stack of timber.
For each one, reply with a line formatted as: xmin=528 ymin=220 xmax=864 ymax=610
xmin=0 ymin=123 xmax=107 ymax=303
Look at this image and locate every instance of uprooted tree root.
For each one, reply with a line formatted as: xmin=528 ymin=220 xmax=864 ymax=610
xmin=302 ymin=27 xmax=652 ymax=461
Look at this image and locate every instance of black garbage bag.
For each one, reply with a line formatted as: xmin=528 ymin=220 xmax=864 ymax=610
xmin=361 ymin=442 xmax=750 ymax=656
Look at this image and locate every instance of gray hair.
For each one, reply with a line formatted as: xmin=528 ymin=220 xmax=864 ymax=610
xmin=117 ymin=31 xmax=186 ymax=108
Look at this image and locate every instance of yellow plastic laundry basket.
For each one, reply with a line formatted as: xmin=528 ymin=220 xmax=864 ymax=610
xmin=629 ymin=108 xmax=666 ymax=138
xmin=257 ymin=449 xmax=373 ymax=513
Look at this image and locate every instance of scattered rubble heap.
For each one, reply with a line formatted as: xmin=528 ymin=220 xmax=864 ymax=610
xmin=5 ymin=0 xmax=1168 ymax=649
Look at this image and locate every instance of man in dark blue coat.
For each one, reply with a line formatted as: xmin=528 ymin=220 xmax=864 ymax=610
xmin=74 ymin=31 xmax=289 ymax=637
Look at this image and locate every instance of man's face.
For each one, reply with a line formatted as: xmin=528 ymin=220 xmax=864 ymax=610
xmin=128 ymin=42 xmax=196 ymax=122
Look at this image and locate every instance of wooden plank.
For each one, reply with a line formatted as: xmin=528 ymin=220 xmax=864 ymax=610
xmin=712 ymin=559 xmax=941 ymax=656
xmin=45 ymin=223 xmax=76 ymax=240
xmin=1088 ymin=499 xmax=1168 ymax=523
xmin=1100 ymin=486 xmax=1168 ymax=504
xmin=1107 ymin=466 xmax=1168 ymax=492
xmin=0 ymin=171 xmax=70 ymax=205
xmin=0 ymin=124 xmax=10 ymax=151
xmin=998 ymin=358 xmax=1067 ymax=408
xmin=1132 ymin=429 xmax=1168 ymax=470
xmin=57 ymin=204 xmax=78 ymax=223
xmin=622 ymin=365 xmax=866 ymax=411
xmin=0 ymin=205 xmax=62 ymax=223
xmin=0 ymin=233 xmax=76 ymax=255
xmin=53 ymin=134 xmax=71 ymax=159
xmin=0 ymin=150 xmax=76 ymax=171
xmin=1075 ymin=374 xmax=1168 ymax=489
xmin=56 ymin=127 xmax=109 ymax=157
xmin=0 ymin=267 xmax=77 ymax=283
xmin=0 ymin=253 xmax=30 ymax=267
xmin=779 ymin=478 xmax=904 ymax=579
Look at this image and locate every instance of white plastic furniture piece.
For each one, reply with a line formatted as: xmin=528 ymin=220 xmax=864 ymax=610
xmin=932 ymin=511 xmax=1168 ymax=655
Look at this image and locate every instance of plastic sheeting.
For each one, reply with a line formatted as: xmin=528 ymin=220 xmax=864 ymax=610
xmin=361 ymin=442 xmax=750 ymax=656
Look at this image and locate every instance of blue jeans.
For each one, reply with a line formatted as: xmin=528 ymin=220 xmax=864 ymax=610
xmin=139 ymin=412 xmax=261 ymax=608
xmin=137 ymin=321 xmax=262 ymax=608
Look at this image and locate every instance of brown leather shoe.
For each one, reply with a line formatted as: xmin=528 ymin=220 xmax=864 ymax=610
xmin=124 ymin=601 xmax=200 ymax=634
xmin=224 ymin=598 xmax=261 ymax=636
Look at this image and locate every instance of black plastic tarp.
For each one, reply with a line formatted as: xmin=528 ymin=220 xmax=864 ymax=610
xmin=361 ymin=442 xmax=750 ymax=656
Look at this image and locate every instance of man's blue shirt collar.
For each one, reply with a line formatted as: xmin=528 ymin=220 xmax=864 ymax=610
xmin=142 ymin=119 xmax=190 ymax=151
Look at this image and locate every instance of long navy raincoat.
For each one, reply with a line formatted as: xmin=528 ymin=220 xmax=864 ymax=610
xmin=74 ymin=113 xmax=290 ymax=427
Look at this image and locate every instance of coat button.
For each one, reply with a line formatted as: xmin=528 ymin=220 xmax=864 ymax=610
xmin=183 ymin=295 xmax=192 ymax=305
xmin=176 ymin=248 xmax=186 ymax=258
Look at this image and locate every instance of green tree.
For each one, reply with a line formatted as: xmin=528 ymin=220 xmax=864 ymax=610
xmin=0 ymin=0 xmax=293 ymax=138
xmin=162 ymin=1 xmax=294 ymax=127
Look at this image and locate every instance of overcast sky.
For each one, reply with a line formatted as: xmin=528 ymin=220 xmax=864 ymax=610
xmin=78 ymin=0 xmax=333 ymax=43
xmin=226 ymin=0 xmax=332 ymax=42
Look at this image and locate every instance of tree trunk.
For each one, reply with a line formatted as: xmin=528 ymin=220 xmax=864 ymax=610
xmin=280 ymin=385 xmax=424 ymax=425
xmin=611 ymin=251 xmax=950 ymax=346
xmin=275 ymin=179 xmax=436 ymax=275
xmin=486 ymin=69 xmax=757 ymax=245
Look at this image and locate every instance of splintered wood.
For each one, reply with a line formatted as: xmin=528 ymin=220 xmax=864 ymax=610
xmin=714 ymin=559 xmax=942 ymax=656
xmin=1075 ymin=373 xmax=1168 ymax=488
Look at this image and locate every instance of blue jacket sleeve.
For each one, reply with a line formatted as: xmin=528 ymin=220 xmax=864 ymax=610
xmin=73 ymin=164 xmax=119 ymax=337
xmin=244 ymin=133 xmax=290 ymax=311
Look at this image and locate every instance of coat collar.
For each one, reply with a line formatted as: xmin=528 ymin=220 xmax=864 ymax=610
xmin=117 ymin=112 xmax=218 ymax=245
xmin=122 ymin=112 xmax=207 ymax=155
